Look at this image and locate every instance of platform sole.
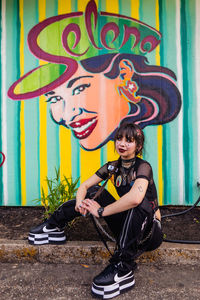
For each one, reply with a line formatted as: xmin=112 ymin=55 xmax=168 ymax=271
xmin=91 ymin=274 xmax=135 ymax=299
xmin=28 ymin=231 xmax=66 ymax=245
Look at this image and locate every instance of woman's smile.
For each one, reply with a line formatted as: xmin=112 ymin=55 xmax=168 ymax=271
xmin=69 ymin=117 xmax=98 ymax=139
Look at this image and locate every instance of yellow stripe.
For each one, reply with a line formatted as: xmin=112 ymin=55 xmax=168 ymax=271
xmin=106 ymin=141 xmax=120 ymax=200
xmin=131 ymin=0 xmax=140 ymax=19
xmin=60 ymin=127 xmax=72 ymax=180
xmin=105 ymin=0 xmax=119 ymax=13
xmin=80 ymin=149 xmax=101 ymax=184
xmin=38 ymin=0 xmax=46 ymax=21
xmin=78 ymin=0 xmax=91 ymax=11
xmin=58 ymin=0 xmax=71 ymax=14
xmin=58 ymin=0 xmax=72 ymax=181
xmin=104 ymin=0 xmax=119 ymax=199
xmin=157 ymin=126 xmax=163 ymax=205
xmin=19 ymin=0 xmax=26 ymax=206
xmin=38 ymin=0 xmax=48 ymax=196
xmin=155 ymin=0 xmax=163 ymax=205
xmin=76 ymin=0 xmax=102 ymax=184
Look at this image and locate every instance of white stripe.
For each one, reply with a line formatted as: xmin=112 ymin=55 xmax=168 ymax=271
xmin=195 ymin=0 xmax=200 ymax=183
xmin=119 ymin=209 xmax=130 ymax=248
xmin=176 ymin=0 xmax=184 ymax=205
xmin=120 ymin=209 xmax=133 ymax=249
xmin=1 ymin=0 xmax=8 ymax=205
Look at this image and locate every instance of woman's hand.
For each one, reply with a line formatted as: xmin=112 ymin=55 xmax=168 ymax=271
xmin=81 ymin=198 xmax=101 ymax=217
xmin=75 ymin=199 xmax=88 ymax=216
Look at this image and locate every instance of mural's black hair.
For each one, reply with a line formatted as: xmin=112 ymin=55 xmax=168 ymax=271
xmin=80 ymin=53 xmax=117 ymax=73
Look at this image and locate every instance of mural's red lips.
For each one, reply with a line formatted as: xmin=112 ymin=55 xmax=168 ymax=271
xmin=69 ymin=117 xmax=97 ymax=140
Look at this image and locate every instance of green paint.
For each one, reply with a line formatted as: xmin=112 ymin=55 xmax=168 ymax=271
xmin=0 ymin=0 xmax=3 ymax=205
xmin=1 ymin=0 xmax=199 ymax=206
xmin=23 ymin=0 xmax=41 ymax=205
xmin=71 ymin=134 xmax=80 ymax=185
xmin=181 ymin=0 xmax=191 ymax=204
xmin=119 ymin=0 xmax=131 ymax=16
xmin=46 ymin=1 xmax=60 ymax=188
xmin=184 ymin=0 xmax=197 ymax=204
xmin=161 ymin=0 xmax=182 ymax=205
xmin=4 ymin=0 xmax=22 ymax=205
xmin=158 ymin=0 xmax=169 ymax=205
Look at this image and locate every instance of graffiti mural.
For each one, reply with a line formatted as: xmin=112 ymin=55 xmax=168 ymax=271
xmin=1 ymin=0 xmax=199 ymax=207
xmin=8 ymin=0 xmax=181 ymax=151
xmin=0 ymin=152 xmax=5 ymax=168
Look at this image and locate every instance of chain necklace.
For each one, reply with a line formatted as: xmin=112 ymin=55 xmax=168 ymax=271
xmin=120 ymin=157 xmax=136 ymax=186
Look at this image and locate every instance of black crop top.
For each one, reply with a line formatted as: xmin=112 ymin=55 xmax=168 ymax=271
xmin=96 ymin=157 xmax=158 ymax=210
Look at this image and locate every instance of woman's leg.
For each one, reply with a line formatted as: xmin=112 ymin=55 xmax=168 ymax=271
xmin=28 ymin=185 xmax=120 ymax=245
xmin=94 ymin=188 xmax=128 ymax=239
xmin=91 ymin=203 xmax=153 ymax=299
xmin=114 ymin=204 xmax=152 ymax=271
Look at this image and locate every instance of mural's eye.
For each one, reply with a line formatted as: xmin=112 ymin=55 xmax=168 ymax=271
xmin=72 ymin=83 xmax=91 ymax=95
xmin=46 ymin=96 xmax=63 ymax=103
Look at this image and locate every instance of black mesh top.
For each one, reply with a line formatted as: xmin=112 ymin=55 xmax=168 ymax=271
xmin=96 ymin=157 xmax=158 ymax=210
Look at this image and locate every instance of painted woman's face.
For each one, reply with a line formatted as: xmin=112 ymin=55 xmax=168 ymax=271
xmin=45 ymin=64 xmax=130 ymax=150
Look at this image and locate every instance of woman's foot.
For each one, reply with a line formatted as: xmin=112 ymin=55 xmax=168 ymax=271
xmin=91 ymin=262 xmax=135 ymax=299
xmin=28 ymin=221 xmax=66 ymax=245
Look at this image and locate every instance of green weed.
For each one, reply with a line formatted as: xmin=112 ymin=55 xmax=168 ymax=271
xmin=34 ymin=167 xmax=79 ymax=220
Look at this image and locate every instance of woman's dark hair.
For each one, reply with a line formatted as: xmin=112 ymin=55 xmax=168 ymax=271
xmin=114 ymin=122 xmax=144 ymax=156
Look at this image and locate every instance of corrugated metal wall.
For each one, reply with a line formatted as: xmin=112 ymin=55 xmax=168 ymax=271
xmin=0 ymin=0 xmax=200 ymax=206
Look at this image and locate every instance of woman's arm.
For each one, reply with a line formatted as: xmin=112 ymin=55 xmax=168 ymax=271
xmin=82 ymin=178 xmax=149 ymax=217
xmin=75 ymin=174 xmax=103 ymax=214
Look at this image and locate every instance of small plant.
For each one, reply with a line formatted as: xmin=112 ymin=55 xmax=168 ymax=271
xmin=34 ymin=167 xmax=79 ymax=219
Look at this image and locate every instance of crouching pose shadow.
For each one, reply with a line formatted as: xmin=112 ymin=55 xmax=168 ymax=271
xmin=28 ymin=122 xmax=163 ymax=299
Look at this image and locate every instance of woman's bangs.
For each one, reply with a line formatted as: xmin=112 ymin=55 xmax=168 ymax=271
xmin=125 ymin=127 xmax=135 ymax=142
xmin=115 ymin=126 xmax=135 ymax=141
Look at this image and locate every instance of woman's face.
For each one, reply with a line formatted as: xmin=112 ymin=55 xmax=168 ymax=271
xmin=46 ymin=64 xmax=130 ymax=150
xmin=115 ymin=135 xmax=137 ymax=160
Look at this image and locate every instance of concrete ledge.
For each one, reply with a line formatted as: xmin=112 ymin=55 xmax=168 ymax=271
xmin=0 ymin=239 xmax=200 ymax=265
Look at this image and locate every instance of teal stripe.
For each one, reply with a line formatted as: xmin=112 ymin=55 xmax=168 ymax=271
xmin=184 ymin=0 xmax=197 ymax=204
xmin=119 ymin=0 xmax=131 ymax=16
xmin=139 ymin=0 xmax=157 ymax=64
xmin=180 ymin=0 xmax=191 ymax=204
xmin=0 ymin=0 xmax=2 ymax=205
xmin=46 ymin=1 xmax=60 ymax=187
xmin=143 ymin=127 xmax=159 ymax=202
xmin=189 ymin=1 xmax=200 ymax=204
xmin=158 ymin=0 xmax=169 ymax=205
xmin=139 ymin=0 xmax=158 ymax=197
xmin=100 ymin=145 xmax=107 ymax=166
xmin=161 ymin=0 xmax=181 ymax=205
xmin=23 ymin=0 xmax=40 ymax=205
xmin=15 ymin=0 xmax=21 ymax=206
xmin=72 ymin=0 xmax=78 ymax=12
xmin=71 ymin=134 xmax=80 ymax=184
xmin=46 ymin=0 xmax=57 ymax=17
xmin=98 ymin=0 xmax=106 ymax=11
xmin=5 ymin=0 xmax=21 ymax=205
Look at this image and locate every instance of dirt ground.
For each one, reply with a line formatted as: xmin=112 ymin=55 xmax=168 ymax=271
xmin=0 ymin=205 xmax=200 ymax=242
xmin=1 ymin=263 xmax=200 ymax=300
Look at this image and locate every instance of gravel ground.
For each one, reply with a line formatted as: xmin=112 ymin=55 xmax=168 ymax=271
xmin=0 ymin=262 xmax=200 ymax=300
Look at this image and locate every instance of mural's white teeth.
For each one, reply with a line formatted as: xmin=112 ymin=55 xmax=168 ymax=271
xmin=72 ymin=119 xmax=96 ymax=133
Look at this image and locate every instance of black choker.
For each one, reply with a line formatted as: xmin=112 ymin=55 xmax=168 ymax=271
xmin=121 ymin=157 xmax=136 ymax=169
